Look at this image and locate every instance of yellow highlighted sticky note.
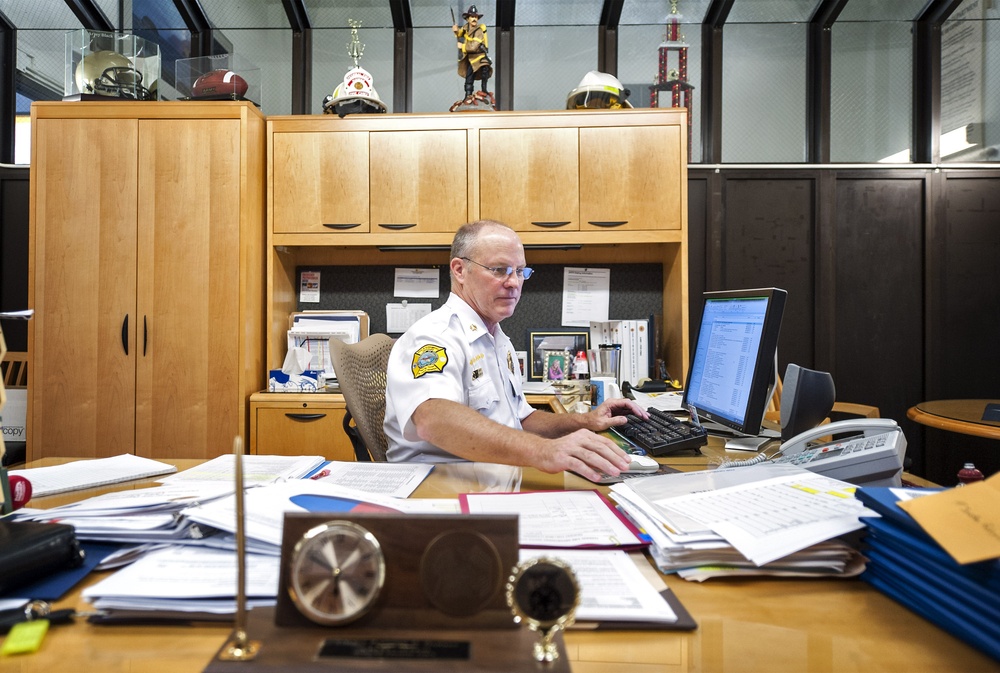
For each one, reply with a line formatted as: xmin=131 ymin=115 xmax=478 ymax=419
xmin=898 ymin=472 xmax=1000 ymax=565
xmin=1 ymin=620 xmax=49 ymax=656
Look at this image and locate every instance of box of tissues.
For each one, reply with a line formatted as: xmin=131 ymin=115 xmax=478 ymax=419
xmin=268 ymin=346 xmax=324 ymax=392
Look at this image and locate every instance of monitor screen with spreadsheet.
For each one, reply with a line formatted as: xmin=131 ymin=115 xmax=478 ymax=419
xmin=682 ymin=287 xmax=787 ymax=438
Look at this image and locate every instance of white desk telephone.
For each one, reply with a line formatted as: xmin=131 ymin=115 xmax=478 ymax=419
xmin=769 ymin=418 xmax=907 ymax=487
xmin=720 ymin=418 xmax=907 ymax=487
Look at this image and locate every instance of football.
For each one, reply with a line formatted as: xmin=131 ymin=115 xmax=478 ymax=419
xmin=191 ymin=69 xmax=249 ymax=98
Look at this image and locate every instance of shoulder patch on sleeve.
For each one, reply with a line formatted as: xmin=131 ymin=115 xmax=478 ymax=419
xmin=411 ymin=344 xmax=448 ymax=378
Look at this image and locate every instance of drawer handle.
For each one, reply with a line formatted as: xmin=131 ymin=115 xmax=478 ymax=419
xmin=323 ymin=223 xmax=362 ymax=230
xmin=588 ymin=220 xmax=628 ymax=227
xmin=285 ymin=413 xmax=327 ymax=421
xmin=530 ymin=221 xmax=571 ymax=228
xmin=378 ymin=223 xmax=417 ymax=230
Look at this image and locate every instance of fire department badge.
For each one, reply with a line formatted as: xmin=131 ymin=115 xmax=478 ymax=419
xmin=412 ymin=344 xmax=448 ymax=378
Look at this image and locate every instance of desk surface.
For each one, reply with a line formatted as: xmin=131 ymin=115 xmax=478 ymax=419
xmin=10 ymin=449 xmax=999 ymax=673
xmin=908 ymin=399 xmax=1000 ymax=441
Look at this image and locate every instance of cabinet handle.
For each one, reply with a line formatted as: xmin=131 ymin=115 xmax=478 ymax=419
xmin=143 ymin=316 xmax=148 ymax=356
xmin=530 ymin=221 xmax=571 ymax=228
xmin=323 ymin=223 xmax=362 ymax=230
xmin=377 ymin=223 xmax=417 ymax=230
xmin=285 ymin=413 xmax=327 ymax=421
xmin=588 ymin=220 xmax=628 ymax=227
xmin=121 ymin=315 xmax=129 ymax=355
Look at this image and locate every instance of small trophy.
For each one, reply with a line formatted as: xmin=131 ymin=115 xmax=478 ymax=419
xmin=505 ymin=557 xmax=580 ymax=663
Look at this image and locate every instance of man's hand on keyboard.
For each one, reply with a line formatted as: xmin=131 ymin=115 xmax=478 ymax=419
xmin=587 ymin=398 xmax=650 ymax=432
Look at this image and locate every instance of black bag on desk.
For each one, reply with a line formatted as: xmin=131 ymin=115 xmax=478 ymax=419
xmin=0 ymin=519 xmax=86 ymax=595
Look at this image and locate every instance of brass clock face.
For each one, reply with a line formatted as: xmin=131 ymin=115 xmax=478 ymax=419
xmin=288 ymin=520 xmax=386 ymax=626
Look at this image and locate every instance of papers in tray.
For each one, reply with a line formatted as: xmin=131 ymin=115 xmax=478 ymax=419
xmin=9 ymin=454 xmax=177 ymax=497
xmin=460 ymin=490 xmax=648 ymax=550
xmin=609 ymin=463 xmax=873 ymax=578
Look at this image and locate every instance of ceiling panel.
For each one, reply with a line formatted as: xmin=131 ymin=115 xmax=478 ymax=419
xmin=515 ymin=0 xmax=603 ymax=26
xmin=302 ymin=0 xmax=395 ymax=29
xmin=199 ymin=0 xmax=290 ymax=29
xmin=621 ymin=0 xmax=711 ymax=25
xmin=838 ymin=0 xmax=931 ymax=22
xmin=0 ymin=0 xmax=81 ymax=28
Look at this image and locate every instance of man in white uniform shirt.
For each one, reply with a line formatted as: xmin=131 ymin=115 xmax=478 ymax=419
xmin=384 ymin=219 xmax=647 ymax=482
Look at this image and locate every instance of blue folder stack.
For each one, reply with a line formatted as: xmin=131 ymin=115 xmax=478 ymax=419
xmin=856 ymin=487 xmax=1000 ymax=662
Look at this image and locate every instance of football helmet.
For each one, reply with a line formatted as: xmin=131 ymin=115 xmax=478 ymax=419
xmin=322 ymin=67 xmax=387 ymax=117
xmin=566 ymin=71 xmax=633 ymax=110
xmin=75 ymin=50 xmax=154 ymax=100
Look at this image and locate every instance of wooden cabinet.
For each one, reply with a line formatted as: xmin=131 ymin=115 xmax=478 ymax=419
xmin=249 ymin=392 xmax=354 ymax=460
xmin=265 ymin=108 xmax=690 ymax=394
xmin=28 ymin=101 xmax=265 ymax=461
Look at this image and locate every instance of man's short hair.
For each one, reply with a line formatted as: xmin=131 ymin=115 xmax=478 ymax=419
xmin=450 ymin=219 xmax=512 ymax=261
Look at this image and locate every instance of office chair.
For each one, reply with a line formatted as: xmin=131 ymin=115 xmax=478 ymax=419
xmin=328 ymin=334 xmax=395 ymax=462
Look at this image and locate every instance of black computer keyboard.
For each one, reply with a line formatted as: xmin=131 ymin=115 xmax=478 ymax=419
xmin=610 ymin=408 xmax=708 ymax=456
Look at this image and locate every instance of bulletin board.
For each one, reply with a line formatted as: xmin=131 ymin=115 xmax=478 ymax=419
xmin=295 ymin=263 xmax=663 ymax=354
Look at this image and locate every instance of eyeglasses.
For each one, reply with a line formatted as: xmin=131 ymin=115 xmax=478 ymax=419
xmin=461 ymin=257 xmax=534 ymax=280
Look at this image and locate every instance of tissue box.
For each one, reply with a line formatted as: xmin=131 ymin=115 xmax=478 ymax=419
xmin=268 ymin=370 xmax=324 ymax=393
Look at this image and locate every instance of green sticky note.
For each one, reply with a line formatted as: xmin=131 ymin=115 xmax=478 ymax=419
xmin=1 ymin=619 xmax=50 ymax=656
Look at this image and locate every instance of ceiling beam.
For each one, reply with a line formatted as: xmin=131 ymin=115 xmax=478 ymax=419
xmin=494 ymin=0 xmax=515 ymax=110
xmin=597 ymin=0 xmax=623 ymax=75
xmin=912 ymin=0 xmax=962 ymax=163
xmin=281 ymin=0 xmax=312 ymax=114
xmin=806 ymin=0 xmax=849 ymax=163
xmin=700 ymin=0 xmax=734 ymax=163
xmin=389 ymin=0 xmax=413 ymax=113
xmin=173 ymin=0 xmax=214 ymax=56
xmin=0 ymin=9 xmax=14 ymax=163
xmin=63 ymin=0 xmax=114 ymax=32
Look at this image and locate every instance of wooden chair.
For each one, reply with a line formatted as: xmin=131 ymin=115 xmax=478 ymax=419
xmin=1 ymin=351 xmax=27 ymax=388
xmin=328 ymin=334 xmax=395 ymax=462
xmin=766 ymin=371 xmax=880 ymax=424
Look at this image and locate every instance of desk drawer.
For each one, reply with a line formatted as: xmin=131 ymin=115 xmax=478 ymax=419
xmin=251 ymin=398 xmax=354 ymax=460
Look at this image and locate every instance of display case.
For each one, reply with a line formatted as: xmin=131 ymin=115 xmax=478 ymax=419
xmin=176 ymin=54 xmax=261 ymax=107
xmin=64 ymin=30 xmax=159 ymax=101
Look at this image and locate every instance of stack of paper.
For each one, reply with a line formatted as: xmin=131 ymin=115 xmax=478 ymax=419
xmin=609 ymin=463 xmax=870 ymax=580
xmin=856 ymin=483 xmax=1000 ymax=661
xmin=10 ymin=454 xmax=177 ymax=497
xmin=82 ymin=546 xmax=279 ymax=621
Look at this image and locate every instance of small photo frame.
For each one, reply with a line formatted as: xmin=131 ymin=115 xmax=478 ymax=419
xmin=514 ymin=350 xmax=528 ymax=383
xmin=544 ymin=351 xmax=571 ymax=382
xmin=527 ymin=328 xmax=590 ymax=382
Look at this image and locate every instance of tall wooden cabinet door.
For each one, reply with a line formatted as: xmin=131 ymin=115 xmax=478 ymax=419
xmin=272 ymin=131 xmax=370 ymax=234
xmin=29 ymin=118 xmax=139 ymax=460
xmin=369 ymin=130 xmax=468 ymax=233
xmin=135 ymin=119 xmax=242 ymax=459
xmin=479 ymin=127 xmax=579 ymax=231
xmin=579 ymin=125 xmax=684 ymax=231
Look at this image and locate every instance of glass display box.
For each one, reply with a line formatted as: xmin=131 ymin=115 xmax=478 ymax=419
xmin=175 ymin=54 xmax=261 ymax=107
xmin=64 ymin=30 xmax=160 ymax=101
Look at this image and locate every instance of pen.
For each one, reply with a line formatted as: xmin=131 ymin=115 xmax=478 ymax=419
xmin=310 ymin=469 xmax=331 ymax=480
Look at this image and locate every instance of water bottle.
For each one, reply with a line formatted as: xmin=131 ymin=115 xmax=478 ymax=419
xmin=956 ymin=462 xmax=984 ymax=486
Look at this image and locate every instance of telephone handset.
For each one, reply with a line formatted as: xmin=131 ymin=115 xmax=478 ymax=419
xmin=770 ymin=418 xmax=907 ymax=487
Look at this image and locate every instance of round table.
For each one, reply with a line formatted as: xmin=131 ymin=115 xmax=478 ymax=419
xmin=907 ymin=399 xmax=1000 ymax=440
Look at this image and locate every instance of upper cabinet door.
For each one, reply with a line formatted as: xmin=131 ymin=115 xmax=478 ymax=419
xmin=580 ymin=125 xmax=684 ymax=231
xmin=369 ymin=129 xmax=469 ymax=233
xmin=272 ymin=131 xmax=370 ymax=234
xmin=30 ymin=117 xmax=139 ymax=458
xmin=478 ymin=127 xmax=580 ymax=231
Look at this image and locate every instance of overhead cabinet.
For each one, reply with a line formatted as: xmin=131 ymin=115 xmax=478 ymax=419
xmin=28 ymin=101 xmax=265 ymax=460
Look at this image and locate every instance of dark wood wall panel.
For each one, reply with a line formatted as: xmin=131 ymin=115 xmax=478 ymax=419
xmin=832 ymin=178 xmax=925 ymax=471
xmin=719 ymin=178 xmax=815 ymax=373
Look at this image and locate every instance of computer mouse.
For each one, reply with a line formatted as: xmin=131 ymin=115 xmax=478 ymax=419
xmin=625 ymin=454 xmax=659 ymax=473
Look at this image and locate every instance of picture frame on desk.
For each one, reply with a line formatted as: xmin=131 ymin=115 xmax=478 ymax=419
xmin=527 ymin=329 xmax=589 ymax=382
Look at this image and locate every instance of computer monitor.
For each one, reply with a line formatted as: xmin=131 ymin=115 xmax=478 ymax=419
xmin=682 ymin=287 xmax=788 ymax=449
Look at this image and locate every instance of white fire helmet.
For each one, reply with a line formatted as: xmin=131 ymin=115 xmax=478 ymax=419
xmin=322 ymin=67 xmax=387 ymax=117
xmin=566 ymin=71 xmax=633 ymax=110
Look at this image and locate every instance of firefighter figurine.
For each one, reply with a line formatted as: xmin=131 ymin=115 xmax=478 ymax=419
xmin=450 ymin=4 xmax=495 ymax=111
